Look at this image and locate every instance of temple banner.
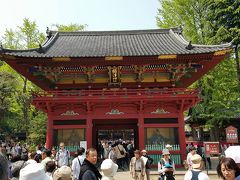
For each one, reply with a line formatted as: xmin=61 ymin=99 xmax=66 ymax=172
xmin=204 ymin=142 xmax=219 ymax=155
xmin=226 ymin=126 xmax=238 ymax=143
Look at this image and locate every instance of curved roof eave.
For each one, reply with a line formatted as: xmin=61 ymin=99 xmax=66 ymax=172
xmin=0 ymin=46 xmax=40 ymax=53
xmin=0 ymin=31 xmax=59 ymax=54
xmin=170 ymin=29 xmax=233 ymax=48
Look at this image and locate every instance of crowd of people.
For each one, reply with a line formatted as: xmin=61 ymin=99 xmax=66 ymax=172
xmin=1 ymin=140 xmax=240 ymax=180
xmin=0 ymin=140 xmax=154 ymax=180
xmin=97 ymin=139 xmax=134 ymax=171
xmin=0 ymin=141 xmax=115 ymax=180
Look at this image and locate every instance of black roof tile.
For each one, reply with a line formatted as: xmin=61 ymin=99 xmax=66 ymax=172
xmin=0 ymin=28 xmax=232 ymax=58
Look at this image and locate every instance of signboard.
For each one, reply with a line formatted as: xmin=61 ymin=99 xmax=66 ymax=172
xmin=80 ymin=141 xmax=87 ymax=152
xmin=203 ymin=142 xmax=219 ymax=155
xmin=226 ymin=126 xmax=238 ymax=143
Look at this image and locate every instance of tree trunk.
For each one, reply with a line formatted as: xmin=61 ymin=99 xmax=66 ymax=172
xmin=234 ymin=44 xmax=240 ymax=88
xmin=23 ymin=77 xmax=27 ymax=93
xmin=192 ymin=125 xmax=197 ymax=140
xmin=199 ymin=126 xmax=204 ymax=141
xmin=23 ymin=77 xmax=29 ymax=131
xmin=210 ymin=126 xmax=220 ymax=141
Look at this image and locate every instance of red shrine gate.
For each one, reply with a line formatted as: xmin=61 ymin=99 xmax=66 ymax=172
xmin=0 ymin=28 xmax=232 ymax=166
xmin=32 ymin=88 xmax=200 ymax=165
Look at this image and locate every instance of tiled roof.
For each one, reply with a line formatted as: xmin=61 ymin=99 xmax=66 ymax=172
xmin=0 ymin=28 xmax=232 ymax=58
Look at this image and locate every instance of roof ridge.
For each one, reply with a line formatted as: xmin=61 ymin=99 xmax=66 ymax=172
xmin=53 ymin=27 xmax=180 ymax=36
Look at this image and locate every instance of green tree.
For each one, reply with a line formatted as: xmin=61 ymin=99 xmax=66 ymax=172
xmin=0 ymin=70 xmax=18 ymax=123
xmin=1 ymin=18 xmax=47 ymax=142
xmin=28 ymin=111 xmax=47 ymax=145
xmin=156 ymin=0 xmax=210 ymax=43
xmin=0 ymin=19 xmax=88 ymax=144
xmin=207 ymin=0 xmax=240 ymax=86
xmin=52 ymin=23 xmax=87 ymax=32
xmin=10 ymin=18 xmax=45 ymax=131
xmin=156 ymin=0 xmax=240 ymax=140
xmin=2 ymin=29 xmax=21 ymax=49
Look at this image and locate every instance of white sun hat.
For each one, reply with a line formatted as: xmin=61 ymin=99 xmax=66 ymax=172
xmin=166 ymin=144 xmax=172 ymax=148
xmin=19 ymin=163 xmax=50 ymax=180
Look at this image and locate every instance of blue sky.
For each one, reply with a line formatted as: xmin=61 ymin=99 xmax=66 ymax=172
xmin=0 ymin=0 xmax=160 ymax=36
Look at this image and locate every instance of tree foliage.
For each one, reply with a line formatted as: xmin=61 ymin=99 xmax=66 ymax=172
xmin=207 ymin=0 xmax=240 ymax=45
xmin=28 ymin=111 xmax=47 ymax=145
xmin=52 ymin=23 xmax=87 ymax=32
xmin=0 ymin=70 xmax=18 ymax=120
xmin=156 ymin=0 xmax=210 ymax=43
xmin=0 ymin=19 xmax=88 ymax=145
xmin=207 ymin=0 xmax=240 ymax=87
xmin=0 ymin=18 xmax=47 ymax=143
xmin=156 ymin=0 xmax=240 ymax=140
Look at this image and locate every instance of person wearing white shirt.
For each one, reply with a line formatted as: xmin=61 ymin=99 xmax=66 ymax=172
xmin=186 ymin=147 xmax=196 ymax=170
xmin=72 ymin=147 xmax=85 ymax=180
xmin=56 ymin=142 xmax=70 ymax=167
xmin=184 ymin=154 xmax=209 ymax=180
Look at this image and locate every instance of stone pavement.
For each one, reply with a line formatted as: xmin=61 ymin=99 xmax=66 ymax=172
xmin=114 ymin=157 xmax=220 ymax=180
xmin=114 ymin=170 xmax=219 ymax=180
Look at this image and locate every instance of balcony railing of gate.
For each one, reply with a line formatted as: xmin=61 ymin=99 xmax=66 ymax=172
xmin=32 ymin=88 xmax=200 ymax=100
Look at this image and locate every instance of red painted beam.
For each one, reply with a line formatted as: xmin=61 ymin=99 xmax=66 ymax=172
xmin=177 ymin=54 xmax=229 ymax=87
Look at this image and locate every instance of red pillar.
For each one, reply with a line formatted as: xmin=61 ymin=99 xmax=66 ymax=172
xmin=86 ymin=115 xmax=92 ymax=149
xmin=46 ymin=114 xmax=53 ymax=149
xmin=138 ymin=114 xmax=144 ymax=151
xmin=178 ymin=112 xmax=186 ymax=161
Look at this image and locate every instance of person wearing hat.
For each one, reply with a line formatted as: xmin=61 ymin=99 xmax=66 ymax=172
xmin=184 ymin=154 xmax=209 ymax=180
xmin=129 ymin=149 xmax=145 ymax=180
xmin=165 ymin=144 xmax=172 ymax=150
xmin=19 ymin=163 xmax=51 ymax=180
xmin=141 ymin=149 xmax=153 ymax=180
xmin=100 ymin=159 xmax=118 ymax=180
xmin=158 ymin=149 xmax=175 ymax=180
xmin=53 ymin=165 xmax=72 ymax=180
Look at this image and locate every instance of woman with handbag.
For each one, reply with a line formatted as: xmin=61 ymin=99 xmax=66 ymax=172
xmin=116 ymin=141 xmax=126 ymax=171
